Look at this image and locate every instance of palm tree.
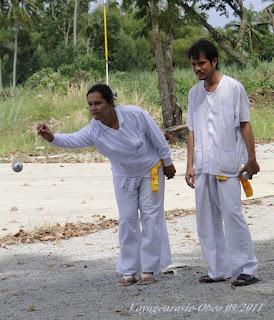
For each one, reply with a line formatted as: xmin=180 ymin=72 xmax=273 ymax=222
xmin=0 ymin=1 xmax=10 ymax=92
xmin=6 ymin=0 xmax=37 ymax=90
xmin=225 ymin=9 xmax=270 ymax=51
xmin=73 ymin=0 xmax=78 ymax=48
xmin=262 ymin=0 xmax=274 ymax=32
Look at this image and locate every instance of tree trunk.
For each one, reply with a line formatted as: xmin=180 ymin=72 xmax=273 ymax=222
xmin=13 ymin=20 xmax=18 ymax=90
xmin=86 ymin=38 xmax=90 ymax=54
xmin=149 ymin=0 xmax=182 ymax=129
xmin=0 ymin=57 xmax=3 ymax=92
xmin=166 ymin=31 xmax=182 ymax=125
xmin=179 ymin=1 xmax=249 ymax=65
xmin=64 ymin=20 xmax=71 ymax=47
xmin=267 ymin=7 xmax=274 ymax=33
xmin=64 ymin=32 xmax=69 ymax=47
xmin=73 ymin=0 xmax=78 ymax=48
xmin=165 ymin=0 xmax=182 ymax=127
xmin=248 ymin=30 xmax=253 ymax=51
xmin=236 ymin=0 xmax=248 ymax=48
xmin=166 ymin=32 xmax=175 ymax=108
xmin=149 ymin=0 xmax=173 ymax=129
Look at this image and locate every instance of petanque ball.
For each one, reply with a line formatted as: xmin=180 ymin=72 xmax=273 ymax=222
xmin=12 ymin=161 xmax=23 ymax=172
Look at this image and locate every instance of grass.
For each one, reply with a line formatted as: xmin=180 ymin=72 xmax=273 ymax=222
xmin=251 ymin=94 xmax=274 ymax=142
xmin=0 ymin=61 xmax=273 ymax=157
xmin=0 ymin=89 xmax=90 ymax=156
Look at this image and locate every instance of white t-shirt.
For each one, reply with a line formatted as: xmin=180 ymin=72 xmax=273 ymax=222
xmin=187 ymin=75 xmax=250 ymax=177
xmin=52 ymin=105 xmax=172 ymax=177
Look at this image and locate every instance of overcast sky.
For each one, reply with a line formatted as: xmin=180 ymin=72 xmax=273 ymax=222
xmin=208 ymin=0 xmax=270 ymax=26
xmin=92 ymin=0 xmax=270 ymax=27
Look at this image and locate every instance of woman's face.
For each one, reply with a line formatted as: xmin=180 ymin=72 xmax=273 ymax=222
xmin=87 ymin=91 xmax=113 ymax=121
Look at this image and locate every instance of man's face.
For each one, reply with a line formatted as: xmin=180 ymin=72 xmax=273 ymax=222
xmin=190 ymin=53 xmax=217 ymax=80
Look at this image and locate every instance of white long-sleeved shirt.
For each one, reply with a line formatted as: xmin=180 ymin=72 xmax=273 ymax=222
xmin=187 ymin=75 xmax=250 ymax=177
xmin=53 ymin=105 xmax=172 ymax=177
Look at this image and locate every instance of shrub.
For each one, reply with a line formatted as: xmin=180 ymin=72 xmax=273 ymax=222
xmin=25 ymin=68 xmax=68 ymax=94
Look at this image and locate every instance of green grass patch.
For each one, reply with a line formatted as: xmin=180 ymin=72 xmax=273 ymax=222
xmin=0 ymin=61 xmax=273 ymax=157
xmin=251 ymin=91 xmax=274 ymax=142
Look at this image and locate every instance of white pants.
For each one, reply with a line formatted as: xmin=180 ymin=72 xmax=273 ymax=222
xmin=113 ymin=167 xmax=171 ymax=275
xmin=195 ymin=174 xmax=258 ymax=280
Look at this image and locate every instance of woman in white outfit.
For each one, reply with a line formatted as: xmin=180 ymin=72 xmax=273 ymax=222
xmin=37 ymin=84 xmax=176 ymax=286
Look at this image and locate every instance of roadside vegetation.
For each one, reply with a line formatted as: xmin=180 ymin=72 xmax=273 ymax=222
xmin=0 ymin=61 xmax=273 ymax=158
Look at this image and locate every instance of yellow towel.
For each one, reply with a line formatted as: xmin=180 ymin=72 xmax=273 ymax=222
xmin=216 ymin=175 xmax=253 ymax=197
xmin=216 ymin=175 xmax=228 ymax=181
xmin=150 ymin=161 xmax=162 ymax=192
xmin=239 ymin=176 xmax=253 ymax=197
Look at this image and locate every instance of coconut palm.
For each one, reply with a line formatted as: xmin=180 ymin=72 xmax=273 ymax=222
xmin=225 ymin=8 xmax=270 ymax=51
xmin=4 ymin=0 xmax=38 ymax=89
xmin=262 ymin=0 xmax=274 ymax=32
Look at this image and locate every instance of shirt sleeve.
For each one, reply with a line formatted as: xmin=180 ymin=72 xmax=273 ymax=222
xmin=238 ymin=83 xmax=251 ymax=123
xmin=139 ymin=110 xmax=173 ymax=167
xmin=52 ymin=124 xmax=94 ymax=149
xmin=187 ymin=90 xmax=194 ymax=131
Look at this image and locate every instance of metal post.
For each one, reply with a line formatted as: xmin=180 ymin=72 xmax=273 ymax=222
xmin=103 ymin=0 xmax=109 ymax=85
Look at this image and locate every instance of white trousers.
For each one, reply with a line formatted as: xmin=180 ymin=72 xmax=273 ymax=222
xmin=113 ymin=167 xmax=171 ymax=275
xmin=195 ymin=174 xmax=258 ymax=280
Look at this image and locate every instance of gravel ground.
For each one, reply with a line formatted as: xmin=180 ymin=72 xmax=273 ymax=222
xmin=0 ymin=196 xmax=273 ymax=320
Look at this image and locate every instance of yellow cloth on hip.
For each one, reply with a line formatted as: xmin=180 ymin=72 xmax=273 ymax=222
xmin=239 ymin=176 xmax=253 ymax=197
xmin=150 ymin=161 xmax=162 ymax=192
xmin=216 ymin=175 xmax=253 ymax=197
xmin=216 ymin=175 xmax=228 ymax=181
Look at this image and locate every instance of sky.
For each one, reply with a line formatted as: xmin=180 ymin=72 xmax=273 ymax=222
xmin=92 ymin=0 xmax=270 ymax=27
xmin=208 ymin=0 xmax=270 ymax=26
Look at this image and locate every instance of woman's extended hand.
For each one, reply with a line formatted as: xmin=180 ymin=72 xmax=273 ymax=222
xmin=37 ymin=124 xmax=54 ymax=142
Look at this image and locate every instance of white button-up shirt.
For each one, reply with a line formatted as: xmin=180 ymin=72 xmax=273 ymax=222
xmin=52 ymin=105 xmax=172 ymax=178
xmin=187 ymin=75 xmax=250 ymax=177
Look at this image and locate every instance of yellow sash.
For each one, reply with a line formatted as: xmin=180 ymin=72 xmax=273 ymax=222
xmin=216 ymin=175 xmax=228 ymax=181
xmin=216 ymin=175 xmax=253 ymax=197
xmin=239 ymin=176 xmax=253 ymax=197
xmin=150 ymin=161 xmax=162 ymax=192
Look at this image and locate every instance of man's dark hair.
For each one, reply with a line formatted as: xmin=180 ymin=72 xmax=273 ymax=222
xmin=188 ymin=39 xmax=219 ymax=69
xmin=87 ymin=84 xmax=114 ymax=103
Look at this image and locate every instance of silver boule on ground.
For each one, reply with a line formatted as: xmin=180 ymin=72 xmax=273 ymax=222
xmin=11 ymin=161 xmax=23 ymax=172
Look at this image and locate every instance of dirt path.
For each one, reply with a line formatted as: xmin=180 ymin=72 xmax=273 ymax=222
xmin=0 ymin=196 xmax=273 ymax=320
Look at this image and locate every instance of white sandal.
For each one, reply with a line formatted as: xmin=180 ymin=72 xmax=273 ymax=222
xmin=118 ymin=276 xmax=137 ymax=286
xmin=137 ymin=273 xmax=155 ymax=285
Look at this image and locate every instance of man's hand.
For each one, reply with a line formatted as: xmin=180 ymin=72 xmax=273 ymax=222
xmin=240 ymin=122 xmax=260 ymax=179
xmin=164 ymin=164 xmax=176 ymax=179
xmin=185 ymin=166 xmax=195 ymax=188
xmin=239 ymin=159 xmax=260 ymax=179
xmin=37 ymin=124 xmax=54 ymax=142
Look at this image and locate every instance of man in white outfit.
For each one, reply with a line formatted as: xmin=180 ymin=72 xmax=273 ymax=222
xmin=37 ymin=84 xmax=176 ymax=286
xmin=185 ymin=39 xmax=260 ymax=286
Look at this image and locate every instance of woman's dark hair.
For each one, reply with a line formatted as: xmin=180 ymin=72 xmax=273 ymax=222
xmin=87 ymin=84 xmax=114 ymax=103
xmin=188 ymin=39 xmax=219 ymax=69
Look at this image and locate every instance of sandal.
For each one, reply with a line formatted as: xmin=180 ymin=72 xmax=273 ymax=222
xmin=199 ymin=275 xmax=226 ymax=283
xmin=231 ymin=274 xmax=259 ymax=287
xmin=137 ymin=274 xmax=156 ymax=285
xmin=118 ymin=276 xmax=137 ymax=286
